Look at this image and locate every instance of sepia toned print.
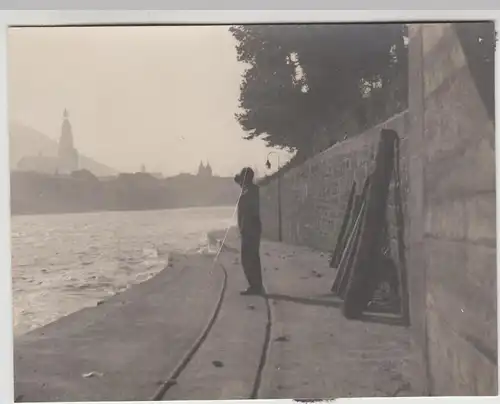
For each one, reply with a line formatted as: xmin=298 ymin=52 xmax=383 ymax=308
xmin=9 ymin=22 xmax=496 ymax=401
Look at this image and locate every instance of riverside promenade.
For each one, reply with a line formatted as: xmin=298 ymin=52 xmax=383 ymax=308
xmin=14 ymin=228 xmax=424 ymax=401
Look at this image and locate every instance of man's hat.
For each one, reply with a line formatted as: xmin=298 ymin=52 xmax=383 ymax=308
xmin=234 ymin=167 xmax=254 ymax=184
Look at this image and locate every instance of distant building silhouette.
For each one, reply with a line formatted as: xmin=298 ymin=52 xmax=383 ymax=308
xmin=17 ymin=109 xmax=79 ymax=175
xmin=17 ymin=154 xmax=59 ymax=174
xmin=57 ymin=109 xmax=79 ymax=174
xmin=137 ymin=164 xmax=163 ymax=179
xmin=197 ymin=161 xmax=213 ymax=178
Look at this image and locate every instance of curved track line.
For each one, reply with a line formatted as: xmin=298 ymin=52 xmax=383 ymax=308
xmin=149 ymin=250 xmax=273 ymax=401
xmin=151 ymin=180 xmax=244 ymax=400
xmin=250 ymin=286 xmax=272 ymax=399
xmin=150 ymin=261 xmax=228 ymax=401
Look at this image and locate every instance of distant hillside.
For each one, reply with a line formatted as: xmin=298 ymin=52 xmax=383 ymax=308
xmin=9 ymin=122 xmax=117 ymax=177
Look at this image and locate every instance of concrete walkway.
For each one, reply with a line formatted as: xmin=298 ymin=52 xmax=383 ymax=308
xmin=211 ymin=229 xmax=423 ymax=399
xmin=247 ymin=235 xmax=423 ymax=399
xmin=14 ymin=254 xmax=225 ymax=402
xmin=14 ymin=229 xmax=425 ymax=401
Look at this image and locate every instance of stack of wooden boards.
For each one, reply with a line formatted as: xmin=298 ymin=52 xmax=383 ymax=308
xmin=329 ymin=129 xmax=409 ymax=323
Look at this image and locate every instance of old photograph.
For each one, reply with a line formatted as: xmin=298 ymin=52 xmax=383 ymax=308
xmin=9 ymin=21 xmax=496 ymax=401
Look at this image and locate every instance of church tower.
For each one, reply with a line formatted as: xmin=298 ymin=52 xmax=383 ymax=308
xmin=205 ymin=161 xmax=212 ymax=177
xmin=57 ymin=109 xmax=79 ymax=174
xmin=197 ymin=161 xmax=213 ymax=178
xmin=197 ymin=161 xmax=205 ymax=176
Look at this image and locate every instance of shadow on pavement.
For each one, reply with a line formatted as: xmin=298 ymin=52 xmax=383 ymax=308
xmin=264 ymin=293 xmax=343 ymax=309
xmin=358 ymin=313 xmax=407 ymax=327
xmin=264 ymin=293 xmax=407 ymax=327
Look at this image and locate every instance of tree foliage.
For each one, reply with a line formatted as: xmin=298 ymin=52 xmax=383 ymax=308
xmin=230 ymin=24 xmax=408 ymax=158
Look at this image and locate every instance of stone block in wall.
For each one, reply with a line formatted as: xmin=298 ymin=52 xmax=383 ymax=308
xmin=423 ymin=25 xmax=467 ymax=97
xmin=424 ymin=198 xmax=466 ymax=240
xmin=465 ymin=241 xmax=497 ymax=295
xmin=425 ymin=239 xmax=497 ymax=357
xmin=423 ymin=68 xmax=495 ymax=170
xmin=421 ymin=23 xmax=453 ymax=53
xmin=424 ymin=137 xmax=494 ymax=203
xmin=426 ymin=308 xmax=497 ymax=396
xmin=465 ymin=192 xmax=496 ymax=247
xmin=424 ymin=162 xmax=495 ymax=245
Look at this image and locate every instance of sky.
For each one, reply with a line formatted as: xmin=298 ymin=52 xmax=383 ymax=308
xmin=7 ymin=26 xmax=293 ymax=177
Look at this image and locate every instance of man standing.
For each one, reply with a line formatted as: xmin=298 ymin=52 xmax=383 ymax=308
xmin=234 ymin=167 xmax=264 ymax=295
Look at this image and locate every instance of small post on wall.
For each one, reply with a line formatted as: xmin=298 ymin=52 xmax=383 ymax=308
xmin=266 ymin=152 xmax=282 ymax=242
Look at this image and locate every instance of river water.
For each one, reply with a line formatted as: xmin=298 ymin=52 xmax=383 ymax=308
xmin=11 ymin=206 xmax=236 ymax=336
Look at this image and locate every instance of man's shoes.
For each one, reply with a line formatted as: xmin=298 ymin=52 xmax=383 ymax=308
xmin=240 ymin=286 xmax=264 ymax=296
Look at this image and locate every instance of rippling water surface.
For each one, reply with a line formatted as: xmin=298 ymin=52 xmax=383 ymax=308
xmin=11 ymin=206 xmax=235 ymax=336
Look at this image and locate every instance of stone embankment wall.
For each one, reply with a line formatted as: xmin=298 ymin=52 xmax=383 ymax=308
xmin=260 ymin=112 xmax=410 ymax=253
xmin=259 ymin=22 xmax=496 ymax=396
xmin=408 ymin=23 xmax=496 ymax=396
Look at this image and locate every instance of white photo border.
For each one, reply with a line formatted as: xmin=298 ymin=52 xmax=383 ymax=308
xmin=1 ymin=5 xmax=499 ymax=404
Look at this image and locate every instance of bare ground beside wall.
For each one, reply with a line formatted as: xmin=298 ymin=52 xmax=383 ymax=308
xmin=259 ymin=22 xmax=497 ymax=396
